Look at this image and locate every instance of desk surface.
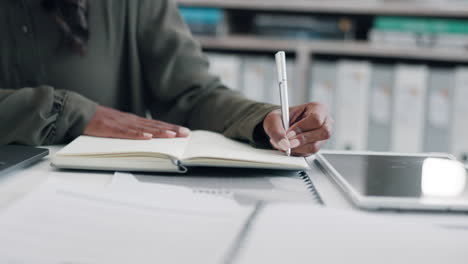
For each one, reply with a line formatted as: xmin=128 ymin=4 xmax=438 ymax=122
xmin=1 ymin=146 xmax=467 ymax=264
xmin=1 ymin=146 xmax=467 ymax=222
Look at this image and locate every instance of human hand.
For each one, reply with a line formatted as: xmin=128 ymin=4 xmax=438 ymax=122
xmin=84 ymin=106 xmax=190 ymax=139
xmin=263 ymin=102 xmax=333 ymax=156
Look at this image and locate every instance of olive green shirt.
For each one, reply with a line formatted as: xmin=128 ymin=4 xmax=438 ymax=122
xmin=0 ymin=0 xmax=278 ymax=146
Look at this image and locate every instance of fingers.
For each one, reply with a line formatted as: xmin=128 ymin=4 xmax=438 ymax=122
xmin=288 ymin=104 xmax=328 ymax=134
xmin=84 ymin=106 xmax=191 ymax=140
xmin=291 ymin=140 xmax=327 ymax=157
xmin=289 ymin=117 xmax=333 ymax=145
xmin=289 ymin=117 xmax=333 ymax=156
xmin=89 ymin=122 xmax=183 ymax=140
xmin=113 ymin=111 xmax=191 ymax=138
xmin=263 ymin=106 xmax=332 ymax=156
xmin=89 ymin=122 xmax=153 ymax=140
xmin=136 ymin=118 xmax=190 ymax=137
xmin=122 ymin=120 xmax=191 ymax=139
xmin=136 ymin=126 xmax=178 ymax=138
xmin=263 ymin=110 xmax=291 ymax=151
xmin=111 ymin=128 xmax=153 ymax=140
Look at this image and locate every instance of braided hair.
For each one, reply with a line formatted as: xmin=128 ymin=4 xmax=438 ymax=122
xmin=42 ymin=0 xmax=89 ymax=56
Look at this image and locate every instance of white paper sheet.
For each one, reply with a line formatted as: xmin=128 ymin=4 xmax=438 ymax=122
xmin=235 ymin=204 xmax=468 ymax=264
xmin=0 ymin=178 xmax=253 ymax=264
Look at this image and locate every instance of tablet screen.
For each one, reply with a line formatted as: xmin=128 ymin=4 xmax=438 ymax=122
xmin=321 ymin=153 xmax=468 ymax=200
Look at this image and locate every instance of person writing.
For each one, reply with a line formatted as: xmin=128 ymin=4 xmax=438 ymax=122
xmin=0 ymin=0 xmax=332 ymax=157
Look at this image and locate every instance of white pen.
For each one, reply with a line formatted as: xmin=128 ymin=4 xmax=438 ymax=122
xmin=275 ymin=51 xmax=291 ymax=156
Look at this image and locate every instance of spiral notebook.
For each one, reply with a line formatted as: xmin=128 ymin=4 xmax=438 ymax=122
xmin=111 ymin=170 xmax=323 ymax=264
xmin=120 ymin=168 xmax=323 ymax=205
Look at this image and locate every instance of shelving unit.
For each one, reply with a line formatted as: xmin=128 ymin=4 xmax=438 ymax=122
xmin=178 ymin=0 xmax=468 ymax=17
xmin=197 ymin=35 xmax=468 ymax=63
xmin=196 ymin=34 xmax=468 ymax=100
xmin=178 ymin=0 xmax=468 ymax=100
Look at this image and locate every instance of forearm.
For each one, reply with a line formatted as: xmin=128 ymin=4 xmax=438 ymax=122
xmin=138 ymin=0 xmax=278 ymax=144
xmin=186 ymin=86 xmax=279 ymax=144
xmin=0 ymin=86 xmax=97 ymax=146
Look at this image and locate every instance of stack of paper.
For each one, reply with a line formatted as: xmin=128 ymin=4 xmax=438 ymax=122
xmin=235 ymin=204 xmax=468 ymax=264
xmin=0 ymin=176 xmax=254 ymax=264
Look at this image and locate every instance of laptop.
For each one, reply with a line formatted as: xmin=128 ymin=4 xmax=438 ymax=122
xmin=0 ymin=145 xmax=49 ymax=177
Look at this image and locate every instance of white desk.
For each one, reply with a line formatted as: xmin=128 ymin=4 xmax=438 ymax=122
xmin=1 ymin=146 xmax=467 ymax=264
xmin=0 ymin=146 xmax=112 ymax=209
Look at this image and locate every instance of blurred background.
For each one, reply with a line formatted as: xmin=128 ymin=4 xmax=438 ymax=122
xmin=176 ymin=0 xmax=468 ymax=162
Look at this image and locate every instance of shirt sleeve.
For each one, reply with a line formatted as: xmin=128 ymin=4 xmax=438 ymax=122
xmin=0 ymin=86 xmax=97 ymax=146
xmin=137 ymin=0 xmax=279 ymax=145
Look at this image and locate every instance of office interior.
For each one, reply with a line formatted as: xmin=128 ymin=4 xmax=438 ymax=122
xmin=180 ymin=0 xmax=468 ymax=162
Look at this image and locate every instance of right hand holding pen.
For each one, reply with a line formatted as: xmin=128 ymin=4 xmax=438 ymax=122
xmin=263 ymin=102 xmax=333 ymax=157
xmin=83 ymin=106 xmax=190 ymax=140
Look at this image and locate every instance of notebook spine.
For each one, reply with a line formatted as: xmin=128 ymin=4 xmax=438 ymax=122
xmin=171 ymin=159 xmax=188 ymax=173
xmin=299 ymin=171 xmax=324 ymax=205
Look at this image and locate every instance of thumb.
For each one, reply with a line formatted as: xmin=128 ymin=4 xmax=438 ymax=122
xmin=263 ymin=110 xmax=291 ymax=151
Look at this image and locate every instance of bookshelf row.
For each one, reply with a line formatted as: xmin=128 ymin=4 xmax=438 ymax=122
xmin=205 ymin=52 xmax=468 ymax=161
xmin=178 ymin=0 xmax=468 ymax=17
xmin=197 ymin=35 xmax=468 ymax=62
xmin=178 ymin=2 xmax=468 ymax=99
xmin=200 ymin=35 xmax=468 ymax=108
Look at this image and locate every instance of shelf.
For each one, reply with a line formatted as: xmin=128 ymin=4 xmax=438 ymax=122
xmin=196 ymin=35 xmax=299 ymax=52
xmin=196 ymin=35 xmax=468 ymax=63
xmin=177 ymin=0 xmax=468 ymax=17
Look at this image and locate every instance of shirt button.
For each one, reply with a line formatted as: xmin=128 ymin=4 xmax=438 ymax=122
xmin=22 ymin=25 xmax=29 ymax=34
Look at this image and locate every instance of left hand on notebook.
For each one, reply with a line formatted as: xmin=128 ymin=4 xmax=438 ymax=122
xmin=263 ymin=102 xmax=333 ymax=157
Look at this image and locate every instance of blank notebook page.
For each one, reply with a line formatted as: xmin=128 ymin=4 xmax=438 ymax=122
xmin=182 ymin=131 xmax=308 ymax=168
xmin=57 ymin=135 xmax=190 ymax=159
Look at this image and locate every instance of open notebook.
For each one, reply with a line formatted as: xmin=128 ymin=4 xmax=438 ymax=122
xmin=52 ymin=130 xmax=309 ymax=173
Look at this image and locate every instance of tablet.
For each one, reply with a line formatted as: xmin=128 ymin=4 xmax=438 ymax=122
xmin=316 ymin=151 xmax=468 ymax=212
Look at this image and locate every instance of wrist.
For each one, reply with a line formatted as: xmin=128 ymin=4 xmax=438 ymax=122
xmin=57 ymin=90 xmax=98 ymax=143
